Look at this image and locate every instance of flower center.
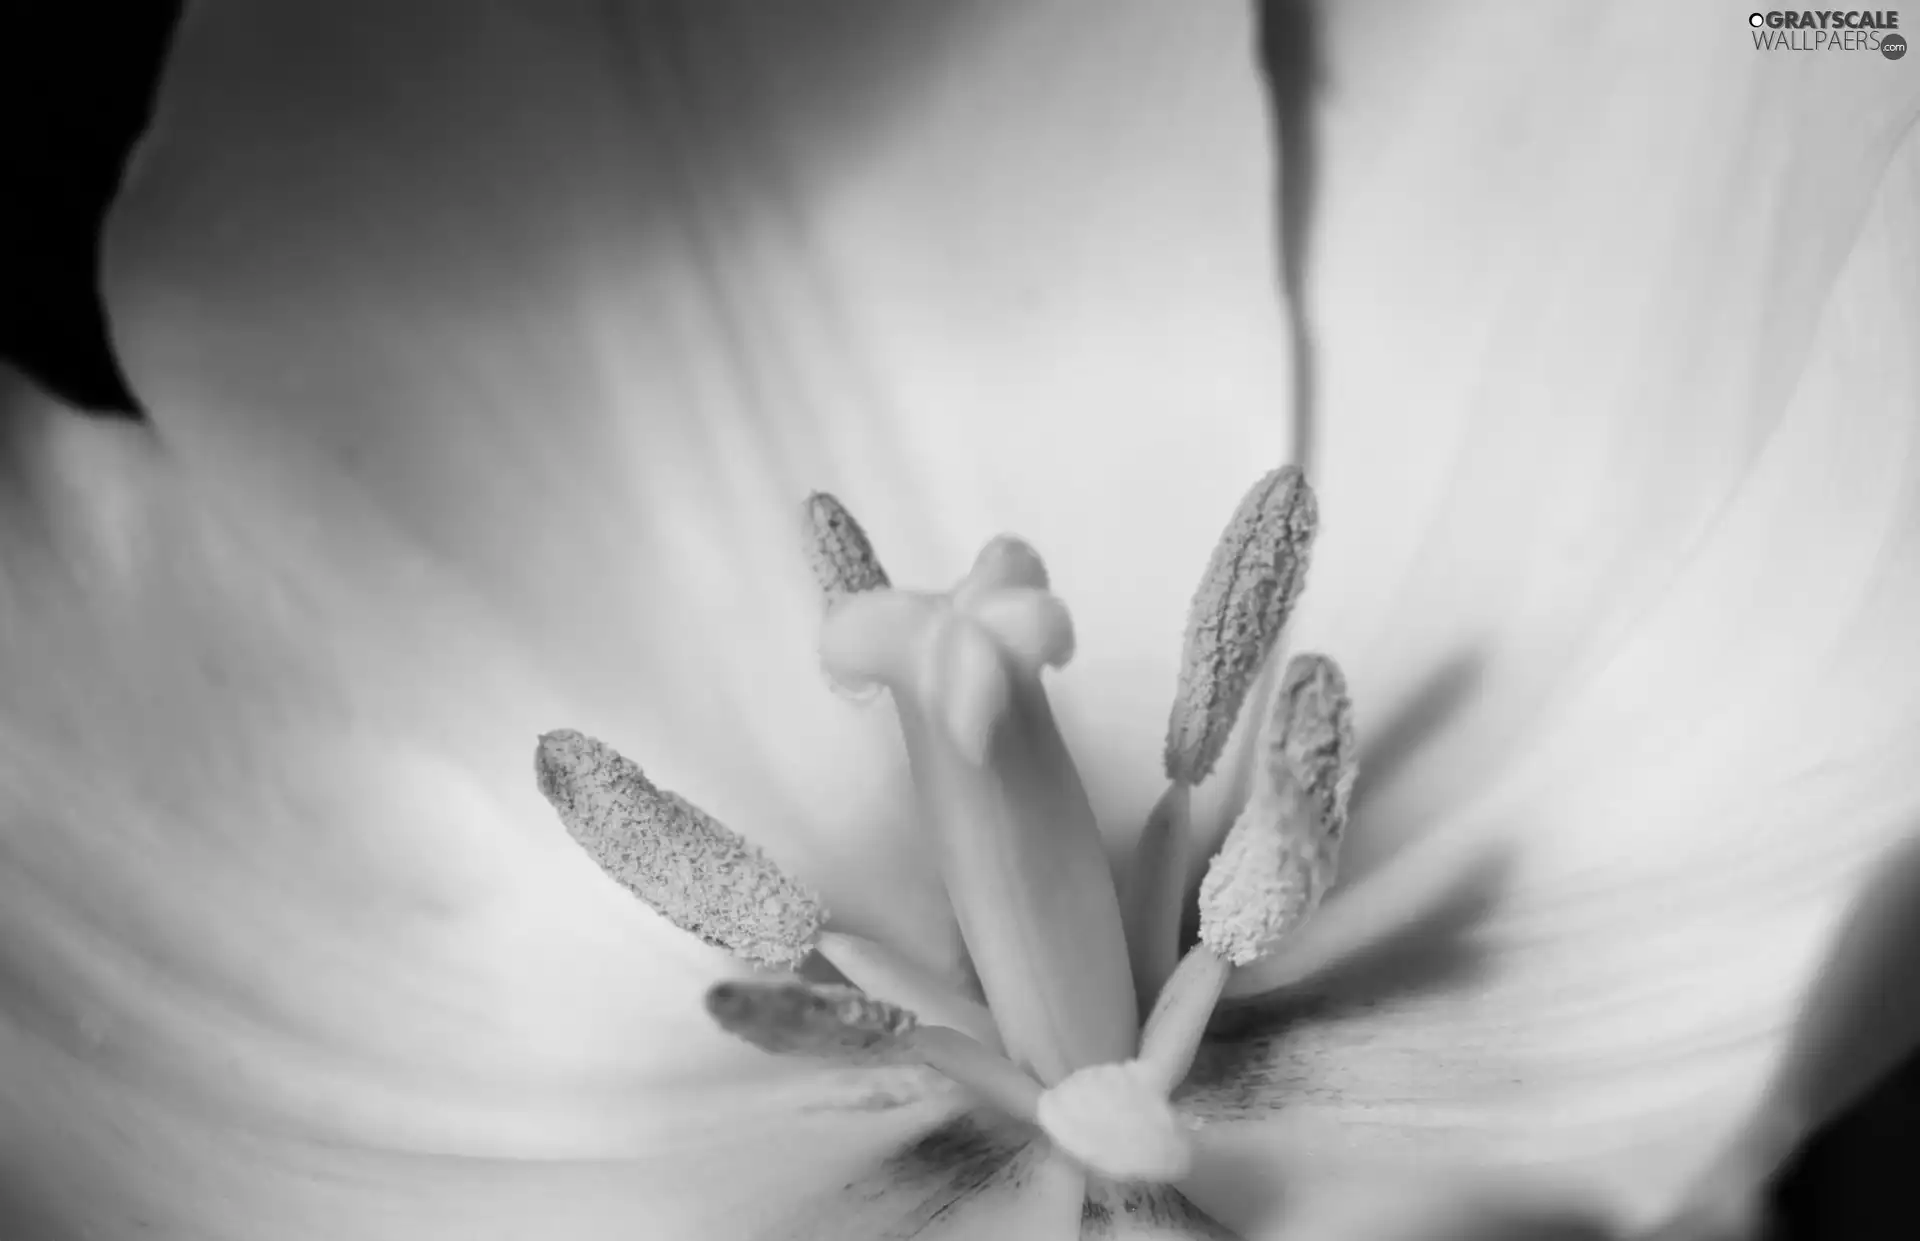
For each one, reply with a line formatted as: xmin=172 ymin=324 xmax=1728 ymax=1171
xmin=536 ymin=469 xmax=1358 ymax=1185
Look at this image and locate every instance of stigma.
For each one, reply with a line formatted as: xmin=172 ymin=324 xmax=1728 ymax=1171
xmin=536 ymin=467 xmax=1360 ymax=1185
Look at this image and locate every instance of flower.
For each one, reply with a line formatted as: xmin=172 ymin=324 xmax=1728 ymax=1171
xmin=2 ymin=1 xmax=1916 ymax=1239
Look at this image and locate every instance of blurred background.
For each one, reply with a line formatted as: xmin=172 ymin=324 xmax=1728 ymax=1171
xmin=1 ymin=5 xmax=1914 ymax=1239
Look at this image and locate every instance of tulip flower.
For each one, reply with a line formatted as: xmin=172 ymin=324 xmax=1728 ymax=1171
xmin=1 ymin=2 xmax=1914 ymax=1239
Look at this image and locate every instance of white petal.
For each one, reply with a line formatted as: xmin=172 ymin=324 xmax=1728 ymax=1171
xmin=102 ymin=0 xmax=1291 ymax=914
xmin=1182 ymin=1132 xmax=1612 ymax=1241
xmin=0 ymin=377 xmax=965 ymax=1238
xmin=1278 ymin=1 xmax=1920 ymax=868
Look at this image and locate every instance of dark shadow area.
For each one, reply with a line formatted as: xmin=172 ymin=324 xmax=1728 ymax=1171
xmin=1777 ymin=1045 xmax=1920 ymax=1241
xmin=1349 ymin=650 xmax=1488 ymax=823
xmin=0 ymin=3 xmax=178 ymax=415
xmin=0 ymin=1182 xmax=83 ymax=1241
xmin=1176 ymin=844 xmax=1512 ymax=1124
xmin=1207 ymin=836 xmax=1514 ymax=1042
xmin=1340 ymin=649 xmax=1489 ymax=875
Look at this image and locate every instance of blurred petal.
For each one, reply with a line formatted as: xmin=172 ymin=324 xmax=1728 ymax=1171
xmin=1182 ymin=1132 xmax=1614 ymax=1241
xmin=1185 ymin=62 xmax=1920 ymax=1227
xmin=0 ymin=373 xmax=967 ymax=1238
xmin=102 ymin=0 xmax=1294 ymax=942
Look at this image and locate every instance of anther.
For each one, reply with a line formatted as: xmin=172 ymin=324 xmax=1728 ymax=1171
xmin=1199 ymin=652 xmax=1354 ymax=966
xmin=1130 ymin=470 xmax=1317 ymax=1006
xmin=1163 ymin=465 xmax=1317 ymax=787
xmin=1197 ymin=775 xmax=1330 ymax=967
xmin=535 ymin=730 xmax=826 ymax=970
xmin=1269 ymin=653 xmax=1358 ymax=839
xmin=801 ymin=492 xmax=890 ymax=604
xmin=706 ymin=979 xmax=916 ymax=1060
xmin=707 ymin=980 xmax=1046 ymax=1120
xmin=814 ymin=930 xmax=1004 ymax=1052
xmin=1036 ymin=1060 xmax=1197 ymax=1183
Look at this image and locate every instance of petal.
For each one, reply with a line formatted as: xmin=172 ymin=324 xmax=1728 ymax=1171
xmin=101 ymin=0 xmax=1293 ymax=918
xmin=1182 ymin=1135 xmax=1612 ymax=1241
xmin=1274 ymin=1 xmax=1920 ymax=868
xmin=1181 ymin=105 xmax=1920 ymax=1227
xmin=0 ymin=375 xmax=966 ymax=1238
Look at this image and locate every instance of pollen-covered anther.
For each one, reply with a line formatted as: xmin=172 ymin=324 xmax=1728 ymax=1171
xmin=1197 ymin=651 xmax=1354 ymax=963
xmin=1036 ymin=1060 xmax=1197 ymax=1183
xmin=535 ymin=729 xmax=825 ymax=971
xmin=1270 ymin=651 xmax=1358 ymax=838
xmin=1199 ymin=778 xmax=1334 ymax=967
xmin=706 ymin=979 xmax=916 ymax=1060
xmin=1163 ymin=465 xmax=1318 ymax=787
xmin=801 ymin=491 xmax=890 ymax=604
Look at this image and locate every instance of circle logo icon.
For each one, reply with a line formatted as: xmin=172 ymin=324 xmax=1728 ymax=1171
xmin=1885 ymin=33 xmax=1908 ymax=59
xmin=1748 ymin=12 xmax=1765 ymax=27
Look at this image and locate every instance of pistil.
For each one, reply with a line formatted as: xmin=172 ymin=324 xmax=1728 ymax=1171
xmin=820 ymin=538 xmax=1139 ymax=1085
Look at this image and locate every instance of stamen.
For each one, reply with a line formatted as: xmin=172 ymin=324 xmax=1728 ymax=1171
xmin=1036 ymin=1060 xmax=1197 ymax=1183
xmin=535 ymin=730 xmax=825 ymax=971
xmin=1164 ymin=466 xmax=1318 ymax=787
xmin=1199 ymin=652 xmax=1355 ymax=966
xmin=909 ymin=1025 xmax=1045 ymax=1122
xmin=801 ymin=492 xmax=890 ymax=603
xmin=815 ymin=930 xmax=1004 ymax=1051
xmin=707 ymin=979 xmax=1047 ymax=1120
xmin=1136 ymin=945 xmax=1231 ymax=1095
xmin=1136 ymin=656 xmax=1356 ymax=1093
xmin=706 ymin=979 xmax=915 ymax=1060
xmin=1122 ymin=783 xmax=1193 ymax=1012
